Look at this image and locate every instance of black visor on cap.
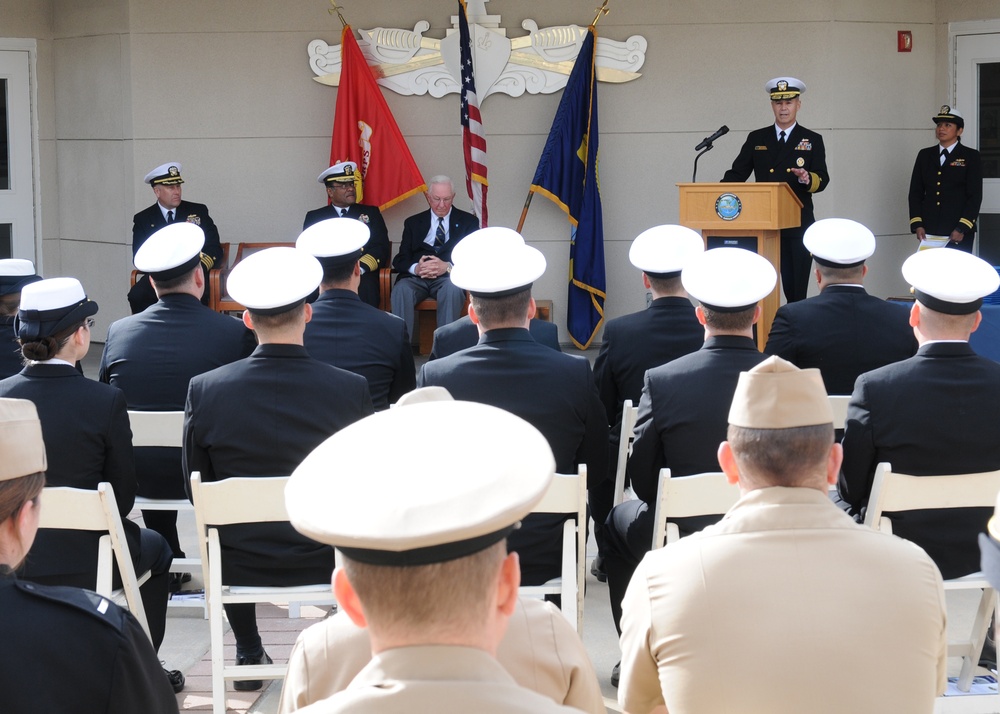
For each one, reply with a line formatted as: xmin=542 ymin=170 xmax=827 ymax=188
xmin=913 ymin=288 xmax=982 ymax=316
xmin=812 ymin=255 xmax=866 ymax=270
xmin=469 ymin=284 xmax=533 ymax=300
xmin=15 ymin=299 xmax=99 ymax=341
xmin=338 ymin=525 xmax=516 ymax=568
xmin=0 ymin=274 xmax=42 ymax=296
xmin=643 ymin=270 xmax=683 ymax=281
xmin=148 ymin=253 xmax=202 ymax=283
xmin=698 ymin=301 xmax=756 ymax=314
xmin=317 ymin=250 xmax=364 ymax=269
xmin=246 ymin=297 xmax=308 ymax=317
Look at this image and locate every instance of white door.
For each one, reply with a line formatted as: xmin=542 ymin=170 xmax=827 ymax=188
xmin=0 ymin=49 xmax=35 ymax=261
xmin=956 ymin=33 xmax=1000 ymax=257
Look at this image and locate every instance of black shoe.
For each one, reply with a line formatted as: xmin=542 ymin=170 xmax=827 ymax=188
xmin=168 ymin=572 xmax=192 ymax=593
xmin=611 ymin=661 xmax=621 ymax=688
xmin=163 ymin=666 xmax=185 ymax=693
xmin=980 ymin=631 xmax=997 ymax=670
xmin=234 ymin=650 xmax=272 ymax=691
xmin=591 ymin=556 xmax=608 ymax=583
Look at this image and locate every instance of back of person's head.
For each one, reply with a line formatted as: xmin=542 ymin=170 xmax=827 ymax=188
xmin=296 ymin=217 xmax=369 ymax=291
xmin=134 ymin=222 xmax=206 ymax=298
xmin=469 ymin=289 xmax=532 ymax=330
xmin=902 ymin=248 xmax=999 ymax=342
xmin=15 ymin=277 xmax=98 ymax=363
xmin=629 ymin=225 xmax=703 ymax=298
xmin=0 ymin=260 xmax=41 ymax=318
xmin=0 ymin=398 xmax=47 ymax=571
xmin=226 ymin=246 xmax=322 ymax=339
xmin=682 ymin=247 xmax=775 ymax=334
xmin=805 ymin=218 xmax=874 ymax=287
xmin=702 ymin=305 xmax=757 ymax=333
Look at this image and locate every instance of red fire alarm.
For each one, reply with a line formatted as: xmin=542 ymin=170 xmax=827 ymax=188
xmin=898 ymin=31 xmax=912 ymax=52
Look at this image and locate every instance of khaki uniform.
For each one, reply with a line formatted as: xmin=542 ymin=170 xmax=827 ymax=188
xmin=292 ymin=645 xmax=586 ymax=713
xmin=619 ymin=487 xmax=947 ymax=714
xmin=279 ymin=598 xmax=603 ymax=714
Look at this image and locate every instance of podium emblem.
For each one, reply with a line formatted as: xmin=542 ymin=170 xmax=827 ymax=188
xmin=715 ymin=193 xmax=742 ymax=221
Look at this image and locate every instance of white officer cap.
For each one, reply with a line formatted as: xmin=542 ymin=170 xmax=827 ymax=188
xmin=902 ymin=249 xmax=1000 ymax=315
xmin=393 ymin=386 xmax=454 ymax=408
xmin=227 ymin=247 xmax=323 ymax=315
xmin=765 ymin=77 xmax=806 ymax=100
xmin=296 ymin=217 xmax=369 ymax=267
xmin=133 ymin=223 xmax=206 ymax=281
xmin=729 ymin=356 xmax=833 ymax=429
xmin=144 ymin=162 xmax=184 ymax=186
xmin=0 ymin=259 xmax=41 ymax=296
xmin=286 ymin=400 xmax=555 ymax=566
xmin=0 ymin=398 xmax=46 ymax=482
xmin=803 ymin=218 xmax=876 ymax=269
xmin=682 ymin=247 xmax=777 ymax=312
xmin=933 ymin=105 xmax=965 ymax=128
xmin=318 ymin=161 xmax=358 ymax=185
xmin=15 ymin=277 xmax=99 ymax=341
xmin=629 ymin=225 xmax=704 ymax=278
xmin=450 ymin=227 xmax=546 ymax=298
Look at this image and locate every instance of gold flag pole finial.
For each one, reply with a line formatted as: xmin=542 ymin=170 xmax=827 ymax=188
xmin=591 ymin=0 xmax=609 ymax=27
xmin=328 ymin=0 xmax=348 ymax=28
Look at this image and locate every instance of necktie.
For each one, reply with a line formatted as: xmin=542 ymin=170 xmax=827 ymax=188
xmin=340 ymin=208 xmax=348 ymax=218
xmin=778 ymin=130 xmax=786 ymax=146
xmin=166 ymin=210 xmax=174 ymax=224
xmin=940 ymin=149 xmax=948 ymax=166
xmin=434 ymin=217 xmax=446 ymax=251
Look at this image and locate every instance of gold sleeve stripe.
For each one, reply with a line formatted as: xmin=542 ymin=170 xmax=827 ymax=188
xmin=200 ymin=253 xmax=214 ymax=269
xmin=360 ymin=255 xmax=379 ymax=271
xmin=959 ymin=218 xmax=975 ymax=229
xmin=808 ymin=172 xmax=821 ymax=193
xmin=910 ymin=217 xmax=922 ymax=225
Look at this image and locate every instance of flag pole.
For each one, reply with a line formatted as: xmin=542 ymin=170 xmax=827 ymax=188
xmin=327 ymin=0 xmax=348 ymax=28
xmin=516 ymin=2 xmax=608 ymax=234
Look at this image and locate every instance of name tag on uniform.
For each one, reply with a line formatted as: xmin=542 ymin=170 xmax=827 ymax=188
xmin=755 ymin=145 xmax=767 ymax=150
xmin=795 ymin=139 xmax=812 ymax=151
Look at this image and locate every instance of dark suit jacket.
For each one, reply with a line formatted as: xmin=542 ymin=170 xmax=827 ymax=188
xmin=839 ymin=341 xmax=1000 ymax=578
xmin=418 ymin=327 xmax=608 ymax=584
xmin=183 ymin=343 xmax=373 ymax=583
xmin=0 ymin=364 xmax=138 ymax=580
xmin=392 ymin=207 xmax=480 ymax=278
xmin=304 ymin=288 xmax=415 ymax=411
xmin=765 ymin=285 xmax=917 ymax=395
xmin=99 ymin=293 xmax=256 ymax=498
xmin=0 ymin=316 xmax=22 ymax=379
xmin=628 ymin=335 xmax=767 ymax=504
xmin=303 ymin=203 xmax=390 ymax=307
xmin=428 ymin=315 xmax=561 ymax=361
xmin=593 ymin=297 xmax=704 ymax=445
xmin=722 ymin=124 xmax=829 ymax=229
xmin=908 ymin=141 xmax=983 ymax=240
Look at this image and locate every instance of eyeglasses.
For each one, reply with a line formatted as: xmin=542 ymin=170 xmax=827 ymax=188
xmin=83 ymin=318 xmax=95 ymax=330
xmin=428 ymin=195 xmax=454 ymax=204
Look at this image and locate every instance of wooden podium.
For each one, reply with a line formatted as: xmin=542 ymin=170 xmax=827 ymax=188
xmin=677 ymin=182 xmax=803 ymax=350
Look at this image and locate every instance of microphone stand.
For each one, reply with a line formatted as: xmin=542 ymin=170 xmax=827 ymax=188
xmin=692 ymin=144 xmax=714 ymax=183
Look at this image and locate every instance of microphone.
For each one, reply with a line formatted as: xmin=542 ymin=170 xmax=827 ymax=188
xmin=695 ymin=125 xmax=729 ymax=151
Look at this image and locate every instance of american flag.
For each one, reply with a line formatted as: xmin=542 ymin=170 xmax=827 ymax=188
xmin=459 ymin=0 xmax=488 ymax=227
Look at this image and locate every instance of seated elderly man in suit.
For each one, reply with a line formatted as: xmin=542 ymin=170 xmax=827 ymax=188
xmin=765 ymin=218 xmax=916 ymax=395
xmin=839 ymin=248 xmax=1000 ymax=580
xmin=619 ymin=357 xmax=946 ymax=714
xmin=283 ymin=398 xmax=594 ymax=713
xmin=391 ymin=176 xmax=480 ymax=342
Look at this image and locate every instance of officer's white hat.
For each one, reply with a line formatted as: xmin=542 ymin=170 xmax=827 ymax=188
xmin=902 ymin=249 xmax=999 ymax=315
xmin=682 ymin=247 xmax=777 ymax=312
xmin=803 ymin=218 xmax=876 ymax=268
xmin=450 ymin=227 xmax=546 ymax=297
xmin=296 ymin=217 xmax=369 ymax=267
xmin=933 ymin=105 xmax=965 ymax=128
xmin=318 ymin=161 xmax=358 ymax=185
xmin=765 ymin=77 xmax=806 ymax=100
xmin=144 ymin=162 xmax=184 ymax=186
xmin=629 ymin=225 xmax=704 ymax=278
xmin=0 ymin=398 xmax=46 ymax=482
xmin=134 ymin=223 xmax=206 ymax=281
xmin=0 ymin=259 xmax=41 ymax=296
xmin=729 ymin=356 xmax=833 ymax=429
xmin=15 ymin=277 xmax=99 ymax=341
xmin=286 ymin=400 xmax=555 ymax=566
xmin=227 ymin=247 xmax=322 ymax=315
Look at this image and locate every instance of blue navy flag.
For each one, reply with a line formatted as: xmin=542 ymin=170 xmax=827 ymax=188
xmin=529 ymin=25 xmax=605 ymax=349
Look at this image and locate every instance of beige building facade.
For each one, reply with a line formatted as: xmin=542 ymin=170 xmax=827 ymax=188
xmin=3 ymin=0 xmax=999 ymax=342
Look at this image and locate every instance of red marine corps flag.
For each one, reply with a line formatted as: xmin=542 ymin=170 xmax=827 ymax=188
xmin=330 ymin=25 xmax=426 ymax=210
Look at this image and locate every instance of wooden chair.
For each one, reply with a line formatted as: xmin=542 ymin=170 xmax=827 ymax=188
xmin=864 ymin=462 xmax=1000 ymax=694
xmin=129 ymin=410 xmax=203 ymax=610
xmin=38 ymin=482 xmax=152 ymax=641
xmin=212 ymin=242 xmax=294 ymax=314
xmin=612 ymin=400 xmax=639 ymax=507
xmin=518 ymin=466 xmax=588 ymax=634
xmin=828 ymin=394 xmax=850 ymax=431
xmin=651 ymin=469 xmax=739 ymax=550
xmin=190 ymin=471 xmax=336 ymax=713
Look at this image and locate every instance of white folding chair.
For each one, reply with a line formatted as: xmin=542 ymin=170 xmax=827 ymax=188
xmin=828 ymin=394 xmax=850 ymax=431
xmin=864 ymin=462 xmax=1000 ymax=696
xmin=612 ymin=400 xmax=639 ymax=506
xmin=190 ymin=471 xmax=336 ymax=714
xmin=38 ymin=482 xmax=152 ymax=641
xmin=519 ymin=466 xmax=588 ymax=634
xmin=129 ymin=410 xmax=203 ymax=610
xmin=651 ymin=468 xmax=739 ymax=550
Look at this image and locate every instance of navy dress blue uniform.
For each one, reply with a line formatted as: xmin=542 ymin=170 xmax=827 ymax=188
xmin=723 ymin=125 xmax=829 ymax=302
xmin=908 ymin=142 xmax=983 ymax=252
xmin=604 ymin=335 xmax=767 ymax=630
xmin=0 ymin=317 xmax=21 ymax=379
xmin=183 ymin=343 xmax=374 ymax=584
xmin=129 ymin=201 xmax=224 ymax=313
xmin=303 ymin=204 xmax=389 ymax=308
xmin=839 ymin=342 xmax=1000 ymax=579
xmin=765 ymin=286 xmax=917 ymax=394
xmin=418 ymin=328 xmax=608 ymax=585
xmin=304 ymin=288 xmax=415 ymax=411
xmin=0 ymin=571 xmax=179 ymax=714
xmin=0 ymin=363 xmax=174 ymax=648
xmin=429 ymin=315 xmax=561 ymax=360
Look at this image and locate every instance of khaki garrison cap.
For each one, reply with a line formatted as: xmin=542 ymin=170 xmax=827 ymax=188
xmin=286 ymin=400 xmax=556 ymax=567
xmin=729 ymin=355 xmax=833 ymax=429
xmin=0 ymin=398 xmax=46 ymax=481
